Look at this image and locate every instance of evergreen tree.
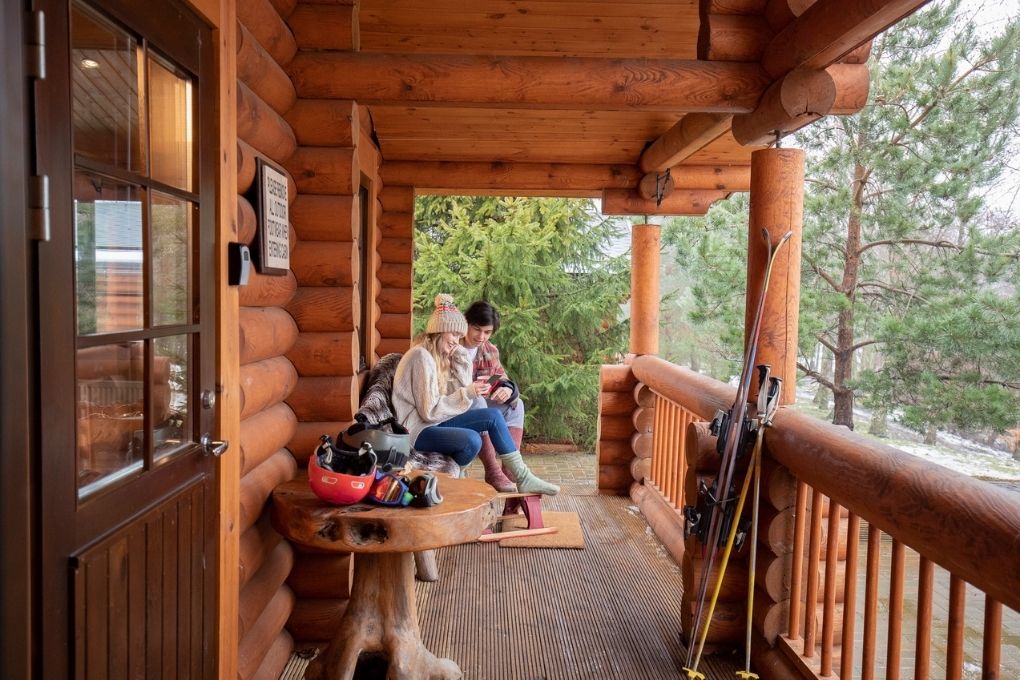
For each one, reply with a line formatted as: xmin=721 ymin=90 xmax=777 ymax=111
xmin=664 ymin=0 xmax=1020 ymax=439
xmin=413 ymin=196 xmax=630 ymax=449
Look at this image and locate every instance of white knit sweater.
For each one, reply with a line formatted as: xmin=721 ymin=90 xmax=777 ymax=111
xmin=392 ymin=345 xmax=479 ymax=445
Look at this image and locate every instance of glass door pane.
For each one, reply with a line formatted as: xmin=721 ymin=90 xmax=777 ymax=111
xmin=148 ymin=53 xmax=193 ymax=191
xmin=71 ymin=2 xmax=146 ymax=173
xmin=76 ymin=341 xmax=145 ymax=492
xmin=74 ymin=173 xmax=144 ymax=335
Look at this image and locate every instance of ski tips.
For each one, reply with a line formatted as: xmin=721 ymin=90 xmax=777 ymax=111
xmin=760 ymin=227 xmax=794 ymax=248
xmin=758 ymin=228 xmax=795 ymax=254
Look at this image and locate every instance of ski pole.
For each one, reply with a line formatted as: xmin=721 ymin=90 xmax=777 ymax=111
xmin=685 ymin=229 xmax=792 ymax=670
xmin=684 ymin=444 xmax=757 ymax=679
xmin=738 ymin=375 xmax=781 ymax=680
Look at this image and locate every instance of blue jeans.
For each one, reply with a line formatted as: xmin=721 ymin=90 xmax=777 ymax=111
xmin=415 ymin=407 xmax=517 ymax=467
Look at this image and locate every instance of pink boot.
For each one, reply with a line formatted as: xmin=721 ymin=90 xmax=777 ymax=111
xmin=478 ymin=434 xmax=516 ymax=492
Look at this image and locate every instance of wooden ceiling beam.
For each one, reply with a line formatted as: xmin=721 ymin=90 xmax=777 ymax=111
xmin=381 ymin=160 xmax=751 ymax=200
xmin=762 ymin=0 xmax=932 ymax=77
xmin=638 ymin=164 xmax=751 ymax=200
xmin=601 ymin=189 xmax=731 ymax=216
xmin=639 ymin=113 xmax=733 ymax=174
xmin=731 ymin=63 xmax=869 ymax=145
xmin=288 ymin=52 xmax=771 ymax=112
xmin=381 ymin=161 xmax=641 ymax=193
xmin=698 ymin=14 xmax=773 ymax=62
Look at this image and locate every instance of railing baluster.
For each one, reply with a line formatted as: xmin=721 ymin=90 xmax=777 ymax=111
xmin=946 ymin=575 xmax=965 ymax=680
xmin=651 ymin=394 xmax=664 ymax=488
xmin=982 ymin=595 xmax=1002 ymax=678
xmin=887 ymin=539 xmax=905 ymax=680
xmin=863 ymin=526 xmax=881 ymax=680
xmin=788 ymin=480 xmax=808 ymax=640
xmin=915 ymin=556 xmax=933 ymax=680
xmin=676 ymin=409 xmax=689 ymax=509
xmin=804 ymin=489 xmax=824 ymax=655
xmin=821 ymin=499 xmax=842 ymax=676
xmin=665 ymin=403 xmax=673 ymax=505
xmin=841 ymin=513 xmax=861 ymax=679
xmin=673 ymin=409 xmax=688 ymax=508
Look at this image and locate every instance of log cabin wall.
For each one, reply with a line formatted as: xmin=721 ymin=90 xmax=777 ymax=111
xmin=375 ymin=184 xmax=414 ymax=357
xmin=596 ymin=364 xmax=638 ymax=493
xmin=276 ymin=0 xmax=398 ymax=654
xmin=234 ymin=0 xmax=302 ymax=677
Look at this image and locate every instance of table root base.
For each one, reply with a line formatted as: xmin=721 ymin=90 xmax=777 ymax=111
xmin=304 ymin=552 xmax=462 ymax=680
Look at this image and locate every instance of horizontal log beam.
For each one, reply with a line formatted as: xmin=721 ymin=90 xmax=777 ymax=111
xmin=237 ymin=21 xmax=296 ymax=116
xmin=236 ymin=81 xmax=297 ymax=165
xmin=732 ymin=68 xmax=834 ymax=146
xmin=643 ymin=165 xmax=752 ymax=201
xmin=763 ymin=0 xmax=931 ymax=77
xmin=379 ymin=186 xmax=415 ymax=213
xmin=239 ymin=307 xmax=299 ymax=365
xmin=698 ymin=13 xmax=773 ymax=62
xmin=602 ymin=189 xmax=730 ymax=216
xmin=284 ymin=99 xmax=359 ymax=148
xmin=640 ymin=112 xmax=733 ymax=173
xmin=383 ymin=161 xmax=642 ymax=193
xmin=764 ymin=0 xmax=816 ymax=31
xmin=238 ymin=0 xmax=297 ymax=67
xmin=706 ymin=0 xmax=770 ymax=13
xmin=289 ymin=52 xmax=771 ymax=112
xmin=287 ymin=3 xmax=359 ymax=50
xmin=291 ymin=195 xmax=358 ymax=242
xmin=731 ymin=64 xmax=869 ymax=145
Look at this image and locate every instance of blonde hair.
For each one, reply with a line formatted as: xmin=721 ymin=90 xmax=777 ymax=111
xmin=416 ymin=333 xmax=452 ymax=394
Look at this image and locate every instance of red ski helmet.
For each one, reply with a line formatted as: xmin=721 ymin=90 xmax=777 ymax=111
xmin=308 ymin=451 xmax=376 ymax=505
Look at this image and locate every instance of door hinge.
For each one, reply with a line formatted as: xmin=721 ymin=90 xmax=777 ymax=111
xmin=25 ymin=10 xmax=45 ymax=80
xmin=30 ymin=175 xmax=51 ymax=242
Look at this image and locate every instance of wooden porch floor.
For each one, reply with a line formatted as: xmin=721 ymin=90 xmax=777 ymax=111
xmin=282 ymin=453 xmax=744 ymax=679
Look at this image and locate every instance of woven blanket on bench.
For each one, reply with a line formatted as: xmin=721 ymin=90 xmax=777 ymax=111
xmin=357 ymin=353 xmax=460 ymax=476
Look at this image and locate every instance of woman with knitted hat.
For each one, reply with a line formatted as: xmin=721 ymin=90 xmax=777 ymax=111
xmin=392 ymin=294 xmax=558 ymax=495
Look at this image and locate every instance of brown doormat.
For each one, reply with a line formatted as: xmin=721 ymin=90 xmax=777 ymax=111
xmin=498 ymin=511 xmax=585 ymax=549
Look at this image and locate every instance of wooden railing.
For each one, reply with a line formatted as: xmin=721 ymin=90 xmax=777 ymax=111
xmin=631 ymin=355 xmax=1020 ymax=679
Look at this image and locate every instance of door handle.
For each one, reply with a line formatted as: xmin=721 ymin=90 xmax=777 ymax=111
xmin=200 ymin=433 xmax=229 ymax=456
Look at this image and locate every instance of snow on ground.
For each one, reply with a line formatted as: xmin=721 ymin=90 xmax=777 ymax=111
xmin=791 ymin=388 xmax=1020 ymax=486
xmin=893 ymin=439 xmax=1020 ymax=482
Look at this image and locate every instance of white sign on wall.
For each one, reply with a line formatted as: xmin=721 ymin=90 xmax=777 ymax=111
xmin=254 ymin=159 xmax=290 ymax=275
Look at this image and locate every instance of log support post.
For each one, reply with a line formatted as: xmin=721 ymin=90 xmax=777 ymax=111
xmin=630 ymin=224 xmax=661 ymax=356
xmin=745 ymin=147 xmax=804 ymax=405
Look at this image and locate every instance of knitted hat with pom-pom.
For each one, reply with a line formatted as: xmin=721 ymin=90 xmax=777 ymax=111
xmin=426 ymin=294 xmax=467 ymax=335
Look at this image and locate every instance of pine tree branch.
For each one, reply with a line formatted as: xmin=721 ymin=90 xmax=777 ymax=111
xmin=805 ymin=177 xmax=840 ymax=192
xmin=937 ymin=374 xmax=1020 ymax=392
xmin=857 ymin=281 xmax=930 ymax=303
xmin=856 ymin=238 xmax=958 ymax=257
xmin=803 ymin=253 xmax=842 ymax=293
xmin=857 ymin=238 xmax=1020 ymax=259
xmin=816 ymin=334 xmax=838 ymax=353
xmin=849 ymin=339 xmax=879 ymax=354
xmin=798 ymin=361 xmax=836 ymax=391
xmin=885 ymin=54 xmax=996 ymax=149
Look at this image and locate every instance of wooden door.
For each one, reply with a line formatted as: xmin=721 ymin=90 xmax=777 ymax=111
xmin=32 ymin=0 xmax=221 ymax=676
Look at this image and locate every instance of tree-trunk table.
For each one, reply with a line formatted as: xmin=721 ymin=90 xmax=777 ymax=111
xmin=271 ymin=475 xmax=497 ymax=680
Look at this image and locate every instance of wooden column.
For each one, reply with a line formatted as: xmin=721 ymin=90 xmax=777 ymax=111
xmin=745 ymin=148 xmax=803 ymax=405
xmin=630 ymin=224 xmax=661 ymax=356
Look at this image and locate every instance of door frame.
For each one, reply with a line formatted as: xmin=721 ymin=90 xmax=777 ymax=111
xmin=1 ymin=0 xmax=34 ymax=677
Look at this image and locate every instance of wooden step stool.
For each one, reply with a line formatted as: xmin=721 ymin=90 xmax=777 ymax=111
xmin=479 ymin=492 xmax=557 ymax=542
